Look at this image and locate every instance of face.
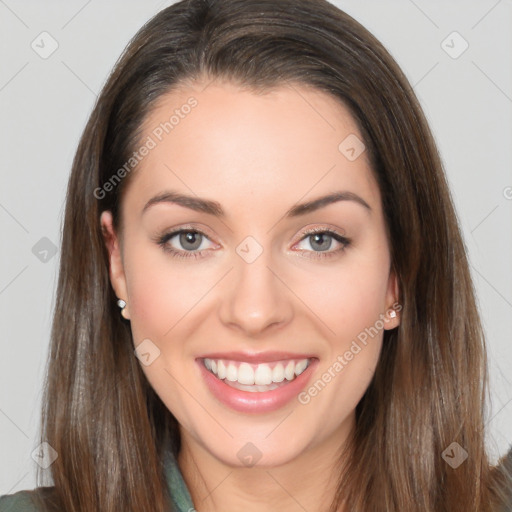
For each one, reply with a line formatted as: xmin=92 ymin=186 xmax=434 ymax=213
xmin=101 ymin=79 xmax=400 ymax=468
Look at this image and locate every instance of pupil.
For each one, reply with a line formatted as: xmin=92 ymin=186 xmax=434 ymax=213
xmin=311 ymin=233 xmax=331 ymax=251
xmin=180 ymin=231 xmax=202 ymax=250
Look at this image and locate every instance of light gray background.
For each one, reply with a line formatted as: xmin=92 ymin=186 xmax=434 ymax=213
xmin=1 ymin=0 xmax=511 ymax=494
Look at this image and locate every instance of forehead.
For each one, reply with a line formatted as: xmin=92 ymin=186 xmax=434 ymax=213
xmin=122 ymin=80 xmax=380 ymax=219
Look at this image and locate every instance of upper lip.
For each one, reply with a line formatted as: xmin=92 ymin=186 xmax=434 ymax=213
xmin=197 ymin=351 xmax=316 ymax=363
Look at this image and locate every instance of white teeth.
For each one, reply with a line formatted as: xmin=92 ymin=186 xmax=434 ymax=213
xmin=237 ymin=362 xmax=255 ymax=385
xmin=226 ymin=363 xmax=238 ymax=382
xmin=225 ymin=380 xmax=280 ymax=392
xmin=284 ymin=361 xmax=295 ymax=380
xmin=217 ymin=360 xmax=226 ymax=379
xmin=254 ymin=364 xmax=273 ymax=385
xmin=272 ymin=363 xmax=285 ymax=382
xmin=203 ymin=357 xmax=311 ymax=386
xmin=294 ymin=359 xmax=308 ymax=375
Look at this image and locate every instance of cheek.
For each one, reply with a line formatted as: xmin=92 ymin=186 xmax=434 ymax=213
xmin=291 ymin=257 xmax=390 ymax=343
xmin=298 ymin=264 xmax=387 ymax=415
xmin=123 ymin=243 xmax=212 ymax=340
xmin=122 ymin=245 xmax=208 ymax=420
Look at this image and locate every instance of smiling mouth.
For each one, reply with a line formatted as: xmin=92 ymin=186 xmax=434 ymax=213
xmin=201 ymin=357 xmax=312 ymax=392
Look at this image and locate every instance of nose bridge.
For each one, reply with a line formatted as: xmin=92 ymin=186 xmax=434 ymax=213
xmin=218 ymin=234 xmax=293 ymax=335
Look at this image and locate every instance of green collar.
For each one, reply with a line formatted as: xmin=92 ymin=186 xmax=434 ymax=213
xmin=163 ymin=448 xmax=195 ymax=511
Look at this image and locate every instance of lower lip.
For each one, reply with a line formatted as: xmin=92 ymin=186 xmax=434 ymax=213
xmin=197 ymin=358 xmax=318 ymax=413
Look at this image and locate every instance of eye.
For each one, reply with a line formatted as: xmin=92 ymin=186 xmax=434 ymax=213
xmin=155 ymin=226 xmax=351 ymax=261
xmin=294 ymin=227 xmax=351 ymax=259
xmin=157 ymin=228 xmax=216 ymax=259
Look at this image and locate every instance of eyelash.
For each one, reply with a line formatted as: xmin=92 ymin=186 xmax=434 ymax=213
xmin=156 ymin=225 xmax=351 ymax=261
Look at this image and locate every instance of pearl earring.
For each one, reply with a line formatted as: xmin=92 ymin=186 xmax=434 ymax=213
xmin=117 ymin=298 xmax=129 ymax=319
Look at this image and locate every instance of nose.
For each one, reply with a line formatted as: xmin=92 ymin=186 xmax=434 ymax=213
xmin=218 ymin=243 xmax=294 ymax=337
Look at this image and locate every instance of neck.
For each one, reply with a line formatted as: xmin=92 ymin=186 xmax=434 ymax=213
xmin=177 ymin=418 xmax=353 ymax=512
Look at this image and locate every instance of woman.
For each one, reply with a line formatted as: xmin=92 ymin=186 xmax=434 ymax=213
xmin=1 ymin=0 xmax=510 ymax=510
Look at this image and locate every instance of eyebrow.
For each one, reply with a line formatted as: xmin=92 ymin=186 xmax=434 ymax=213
xmin=142 ymin=190 xmax=372 ymax=218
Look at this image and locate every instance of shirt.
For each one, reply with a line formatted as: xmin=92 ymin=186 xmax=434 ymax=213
xmin=0 ymin=448 xmax=195 ymax=512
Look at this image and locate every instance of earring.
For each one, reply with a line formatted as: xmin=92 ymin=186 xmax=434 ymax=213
xmin=389 ymin=309 xmax=397 ymax=318
xmin=117 ymin=298 xmax=129 ymax=319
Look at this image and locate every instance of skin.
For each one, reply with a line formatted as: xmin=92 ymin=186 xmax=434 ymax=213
xmin=101 ymin=78 xmax=400 ymax=512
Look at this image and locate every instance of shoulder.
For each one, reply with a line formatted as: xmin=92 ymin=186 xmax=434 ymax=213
xmin=0 ymin=491 xmax=38 ymax=511
xmin=0 ymin=487 xmax=54 ymax=512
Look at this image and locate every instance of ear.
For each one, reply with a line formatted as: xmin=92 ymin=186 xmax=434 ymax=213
xmin=383 ymin=267 xmax=400 ymax=330
xmin=100 ymin=210 xmax=130 ymax=320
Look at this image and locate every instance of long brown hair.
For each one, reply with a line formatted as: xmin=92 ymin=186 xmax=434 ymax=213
xmin=34 ymin=0 xmax=510 ymax=510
